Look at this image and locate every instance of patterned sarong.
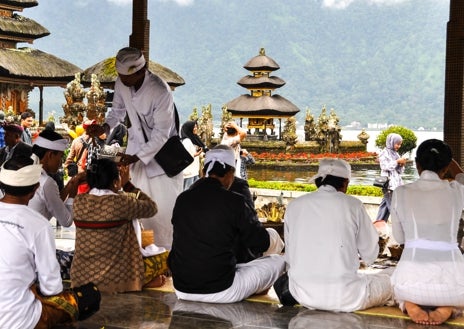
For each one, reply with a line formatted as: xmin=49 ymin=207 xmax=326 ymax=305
xmin=143 ymin=250 xmax=170 ymax=285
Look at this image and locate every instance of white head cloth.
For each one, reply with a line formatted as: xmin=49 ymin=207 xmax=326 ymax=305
xmin=309 ymin=158 xmax=351 ymax=183
xmin=204 ymin=147 xmax=236 ymax=177
xmin=33 ymin=136 xmax=68 ymax=152
xmin=115 ymin=47 xmax=146 ymax=75
xmin=0 ymin=163 xmax=42 ymax=186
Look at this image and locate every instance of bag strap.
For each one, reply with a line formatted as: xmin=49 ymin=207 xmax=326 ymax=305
xmin=75 ymin=137 xmax=89 ymax=163
xmin=137 ymin=104 xmax=180 ymax=143
xmin=173 ymin=103 xmax=180 ymax=133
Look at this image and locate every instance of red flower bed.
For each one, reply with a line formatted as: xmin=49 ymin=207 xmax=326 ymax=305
xmin=251 ymin=151 xmax=378 ymax=162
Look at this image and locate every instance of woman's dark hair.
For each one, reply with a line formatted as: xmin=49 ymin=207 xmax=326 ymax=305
xmin=415 ymin=139 xmax=452 ymax=173
xmin=202 ymin=161 xmax=234 ymax=178
xmin=86 ymin=158 xmax=119 ymax=190
xmin=180 ymin=120 xmax=207 ymax=151
xmin=0 ymin=156 xmax=38 ymax=196
xmin=44 ymin=121 xmax=55 ymax=131
xmin=315 ymin=175 xmax=347 ymax=190
xmin=32 ymin=130 xmax=65 ymax=159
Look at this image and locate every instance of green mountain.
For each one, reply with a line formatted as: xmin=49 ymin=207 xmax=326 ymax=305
xmin=26 ymin=0 xmax=448 ymax=130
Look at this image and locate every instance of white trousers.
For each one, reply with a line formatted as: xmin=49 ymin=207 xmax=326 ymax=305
xmin=263 ymin=228 xmax=285 ymax=256
xmin=175 ymin=254 xmax=286 ymax=303
xmin=130 ymin=161 xmax=183 ymax=250
xmin=360 ymin=272 xmax=393 ymax=310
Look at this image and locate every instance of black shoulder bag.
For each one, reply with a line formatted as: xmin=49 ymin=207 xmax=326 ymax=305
xmin=138 ymin=104 xmax=193 ymax=177
xmin=373 ymin=176 xmax=389 ymax=189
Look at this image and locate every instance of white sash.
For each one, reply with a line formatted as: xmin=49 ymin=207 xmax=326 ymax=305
xmin=405 ymin=239 xmax=458 ymax=251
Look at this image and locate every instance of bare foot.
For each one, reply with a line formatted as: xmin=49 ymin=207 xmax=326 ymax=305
xmin=405 ymin=301 xmax=430 ymax=325
xmin=428 ymin=307 xmax=453 ymax=325
xmin=144 ymin=275 xmax=166 ymax=288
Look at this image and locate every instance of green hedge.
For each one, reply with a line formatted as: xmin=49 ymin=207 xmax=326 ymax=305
xmin=248 ymin=179 xmax=383 ymax=197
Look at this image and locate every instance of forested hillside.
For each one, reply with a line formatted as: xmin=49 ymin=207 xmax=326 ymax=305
xmin=27 ymin=0 xmax=448 ymax=129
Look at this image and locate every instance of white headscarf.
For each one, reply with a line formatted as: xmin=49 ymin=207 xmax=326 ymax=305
xmin=309 ymin=158 xmax=351 ymax=183
xmin=0 ymin=163 xmax=42 ymax=186
xmin=115 ymin=47 xmax=146 ymax=75
xmin=385 ymin=133 xmax=402 ymax=161
xmin=33 ymin=136 xmax=68 ymax=152
xmin=204 ymin=146 xmax=236 ymax=177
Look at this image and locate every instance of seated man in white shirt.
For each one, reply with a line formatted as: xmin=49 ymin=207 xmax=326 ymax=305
xmin=0 ymin=156 xmax=100 ymax=328
xmin=29 ymin=130 xmax=85 ymax=227
xmin=274 ymin=158 xmax=392 ymax=312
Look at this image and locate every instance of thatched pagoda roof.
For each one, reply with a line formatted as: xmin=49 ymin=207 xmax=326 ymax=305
xmin=226 ymin=94 xmax=300 ymax=118
xmin=237 ymin=75 xmax=285 ymax=89
xmin=243 ymin=49 xmax=280 ymax=72
xmin=1 ymin=0 xmax=38 ymax=8
xmin=0 ymin=47 xmax=82 ymax=86
xmin=0 ymin=14 xmax=48 ymax=40
xmin=81 ymin=57 xmax=185 ymax=89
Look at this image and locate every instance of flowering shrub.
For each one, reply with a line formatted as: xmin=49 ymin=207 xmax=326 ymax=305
xmin=250 ymin=151 xmax=378 ymax=162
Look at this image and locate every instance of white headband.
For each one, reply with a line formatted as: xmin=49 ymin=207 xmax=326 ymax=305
xmin=309 ymin=158 xmax=351 ymax=183
xmin=115 ymin=52 xmax=146 ymax=75
xmin=204 ymin=148 xmax=236 ymax=177
xmin=0 ymin=163 xmax=42 ymax=186
xmin=33 ymin=136 xmax=68 ymax=152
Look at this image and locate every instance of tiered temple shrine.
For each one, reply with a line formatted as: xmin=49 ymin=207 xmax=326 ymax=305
xmin=0 ymin=0 xmax=81 ymax=123
xmin=225 ymin=48 xmax=299 ymax=140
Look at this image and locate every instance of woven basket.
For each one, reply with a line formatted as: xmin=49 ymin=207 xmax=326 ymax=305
xmin=141 ymin=230 xmax=154 ymax=247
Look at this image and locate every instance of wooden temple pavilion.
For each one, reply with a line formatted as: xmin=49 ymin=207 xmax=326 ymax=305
xmin=0 ymin=0 xmax=82 ymax=124
xmin=81 ymin=0 xmax=185 ymax=93
xmin=81 ymin=57 xmax=185 ymax=91
xmin=225 ymin=48 xmax=300 ymax=140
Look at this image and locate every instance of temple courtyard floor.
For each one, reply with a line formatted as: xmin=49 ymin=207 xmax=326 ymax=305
xmin=53 ymin=283 xmax=464 ymax=329
xmin=51 ymin=191 xmax=464 ymax=329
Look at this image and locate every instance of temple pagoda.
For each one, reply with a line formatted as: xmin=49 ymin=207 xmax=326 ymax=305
xmin=225 ymin=48 xmax=300 ymax=140
xmin=0 ymin=0 xmax=81 ymax=123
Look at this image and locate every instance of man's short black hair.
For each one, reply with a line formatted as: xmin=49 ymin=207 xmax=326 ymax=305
xmin=202 ymin=161 xmax=235 ymax=178
xmin=20 ymin=112 xmax=33 ymax=120
xmin=315 ymin=175 xmax=347 ymax=190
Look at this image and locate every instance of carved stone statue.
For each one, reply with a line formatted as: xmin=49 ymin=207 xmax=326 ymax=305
xmin=189 ymin=107 xmax=199 ymax=121
xmin=315 ymin=106 xmax=329 ymax=152
xmin=282 ymin=116 xmax=298 ymax=150
xmin=219 ymin=105 xmax=233 ymax=140
xmin=197 ymin=104 xmax=214 ymax=147
xmin=327 ymin=108 xmax=342 ymax=153
xmin=357 ymin=129 xmax=370 ymax=145
xmin=304 ymin=108 xmax=316 ymax=141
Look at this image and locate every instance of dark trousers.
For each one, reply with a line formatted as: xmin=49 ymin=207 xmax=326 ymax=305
xmin=273 ymin=272 xmax=298 ymax=306
xmin=376 ymin=189 xmax=392 ymax=222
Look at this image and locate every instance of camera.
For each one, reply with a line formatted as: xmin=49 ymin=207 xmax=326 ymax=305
xmin=226 ymin=127 xmax=237 ymax=135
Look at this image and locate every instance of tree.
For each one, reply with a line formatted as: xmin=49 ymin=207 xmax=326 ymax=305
xmin=375 ymin=126 xmax=417 ymax=156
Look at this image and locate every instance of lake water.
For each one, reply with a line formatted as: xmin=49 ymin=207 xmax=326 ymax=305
xmin=248 ymin=129 xmax=443 ymax=186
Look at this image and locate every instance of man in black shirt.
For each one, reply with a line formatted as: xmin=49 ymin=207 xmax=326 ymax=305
xmin=168 ymin=145 xmax=285 ymax=303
